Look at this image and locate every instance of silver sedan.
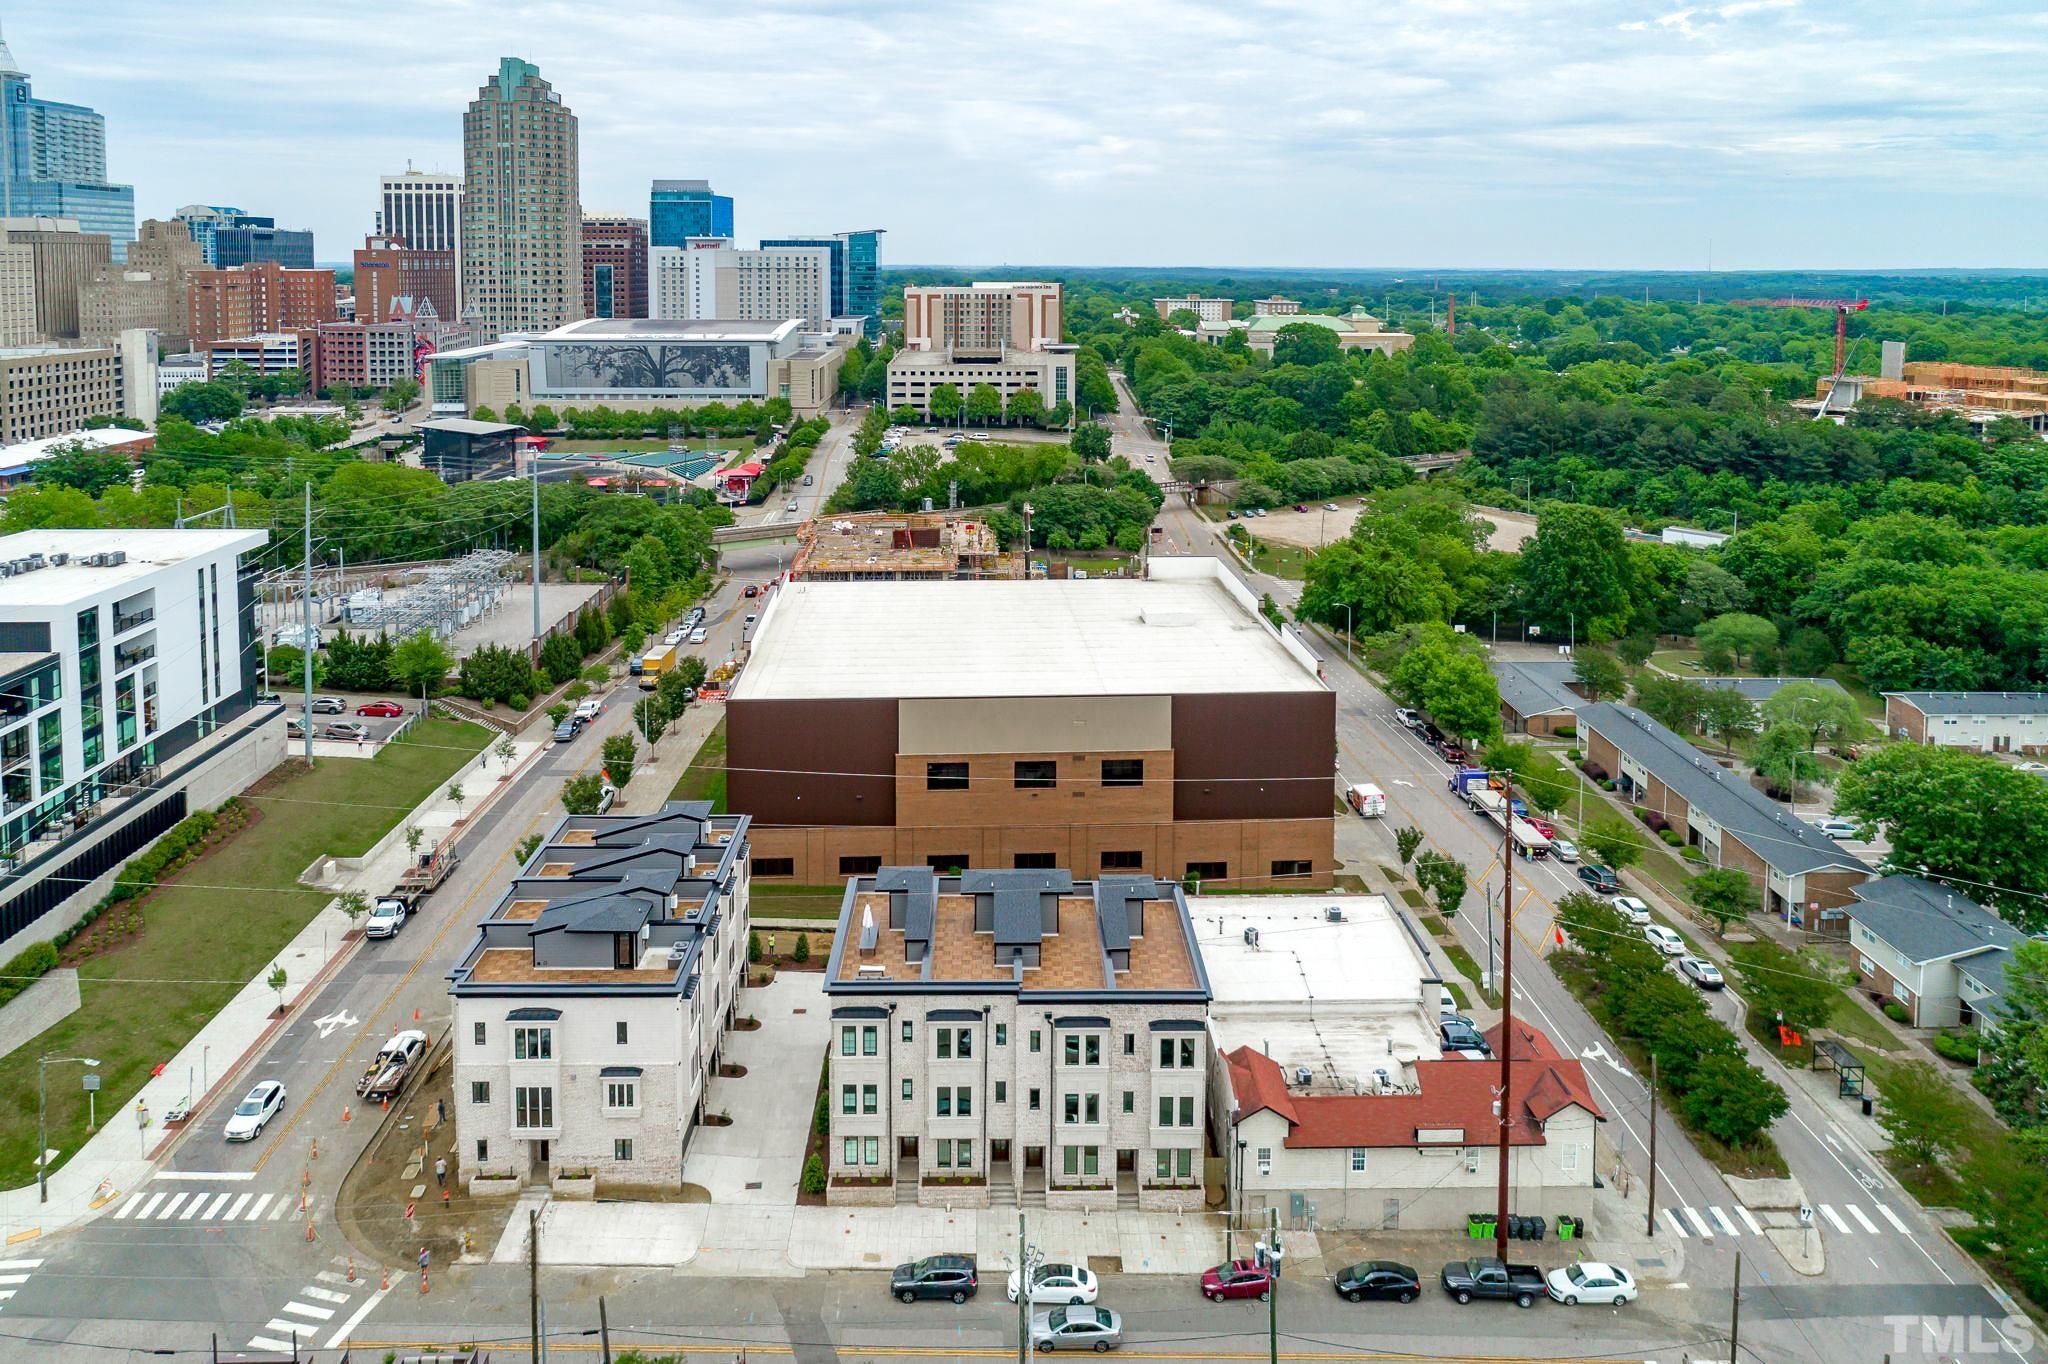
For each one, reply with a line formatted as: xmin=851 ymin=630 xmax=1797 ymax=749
xmin=1032 ymin=1305 xmax=1122 ymax=1351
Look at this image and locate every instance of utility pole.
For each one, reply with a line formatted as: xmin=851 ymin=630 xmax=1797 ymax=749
xmin=531 ymin=454 xmax=542 ymax=643
xmin=1494 ymin=770 xmax=1517 ymax=1264
xmin=1646 ymin=1054 xmax=1659 ymax=1237
xmin=301 ymin=483 xmax=314 ymax=762
xmin=1017 ymin=1210 xmax=1039 ymax=1364
xmin=529 ymin=1207 xmax=541 ymax=1364
xmin=598 ymin=1295 xmax=612 ymax=1364
xmin=1265 ymin=1206 xmax=1282 ymax=1364
xmin=1729 ymin=1250 xmax=1743 ymax=1364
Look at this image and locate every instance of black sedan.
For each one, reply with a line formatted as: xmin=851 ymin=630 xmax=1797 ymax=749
xmin=1334 ymin=1261 xmax=1421 ymax=1304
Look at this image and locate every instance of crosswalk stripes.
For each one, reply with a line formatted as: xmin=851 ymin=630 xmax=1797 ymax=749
xmin=247 ymin=1255 xmax=384 ymax=1355
xmin=111 ymin=1187 xmax=312 ymax=1222
xmin=0 ymin=1259 xmax=43 ymax=1312
xmin=1661 ymin=1201 xmax=1915 ymax=1240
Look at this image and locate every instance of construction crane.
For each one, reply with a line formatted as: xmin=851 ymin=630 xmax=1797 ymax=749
xmin=1730 ymin=296 xmax=1871 ymax=377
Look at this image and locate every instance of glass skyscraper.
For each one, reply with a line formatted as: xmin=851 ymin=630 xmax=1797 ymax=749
xmin=650 ymin=180 xmax=733 ymax=248
xmin=0 ymin=34 xmax=135 ymax=259
xmin=758 ymin=229 xmax=883 ymax=337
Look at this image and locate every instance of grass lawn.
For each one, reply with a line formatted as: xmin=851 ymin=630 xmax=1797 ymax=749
xmin=669 ymin=716 xmax=727 ymax=812
xmin=1238 ymin=536 xmax=1313 ymax=581
xmin=1827 ymin=990 xmax=1904 ymax=1054
xmin=0 ymin=717 xmax=489 ymax=1186
xmin=1050 ymin=554 xmax=1137 ymax=577
xmin=751 ymin=884 xmax=845 ymax=921
xmin=1441 ymin=941 xmax=1500 ymax=1009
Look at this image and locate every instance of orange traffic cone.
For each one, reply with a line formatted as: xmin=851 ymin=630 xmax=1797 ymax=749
xmin=342 ymin=1106 xmax=350 ymax=1123
xmin=311 ymin=1137 xmax=318 ymax=1160
xmin=305 ymin=1219 xmax=314 ymax=1243
xmin=420 ymin=1268 xmax=429 ymax=1295
xmin=413 ymin=1007 xmax=420 ymax=1022
xmin=381 ymin=1266 xmax=389 ymax=1291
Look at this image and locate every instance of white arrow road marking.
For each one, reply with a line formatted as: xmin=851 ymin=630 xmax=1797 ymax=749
xmin=312 ymin=1009 xmax=359 ymax=1040
xmin=1577 ymin=1042 xmax=1634 ymax=1078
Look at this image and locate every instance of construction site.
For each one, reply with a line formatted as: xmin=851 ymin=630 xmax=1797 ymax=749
xmin=789 ymin=510 xmax=1024 ymax=581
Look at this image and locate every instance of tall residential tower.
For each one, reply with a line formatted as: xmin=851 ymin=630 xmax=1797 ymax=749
xmin=0 ymin=34 xmax=135 ymax=259
xmin=461 ymin=59 xmax=581 ymax=338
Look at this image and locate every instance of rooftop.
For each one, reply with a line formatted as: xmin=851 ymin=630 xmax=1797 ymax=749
xmin=1887 ymin=691 xmax=2048 ymax=717
xmin=1849 ymin=875 xmax=2023 ymax=964
xmin=0 ymin=529 xmax=267 ymax=608
xmin=1198 ymin=895 xmax=1443 ymax=1090
xmin=543 ymin=317 xmax=801 ymax=345
xmin=1695 ymin=676 xmax=1849 ymax=704
xmin=732 ymin=569 xmax=1326 ymax=701
xmin=420 ymin=418 xmax=522 ymax=437
xmin=1580 ymin=702 xmax=1867 ymax=877
xmin=1491 ymin=659 xmax=1582 ymax=719
xmin=793 ymin=512 xmax=1018 ymax=580
xmin=827 ymin=867 xmax=1209 ymax=999
xmin=0 ymin=428 xmax=151 ymax=474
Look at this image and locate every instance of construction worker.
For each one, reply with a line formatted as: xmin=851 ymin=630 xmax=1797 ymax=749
xmin=435 ymin=1156 xmax=447 ymax=1188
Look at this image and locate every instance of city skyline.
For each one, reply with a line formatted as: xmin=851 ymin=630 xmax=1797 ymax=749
xmin=13 ymin=0 xmax=2048 ymax=272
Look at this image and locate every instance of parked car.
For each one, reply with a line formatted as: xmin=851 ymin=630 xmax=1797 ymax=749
xmin=1008 ymin=1263 xmax=1099 ymax=1305
xmin=689 ymin=628 xmax=708 ymax=645
xmin=286 ymin=718 xmax=304 ymax=740
xmin=1200 ymin=1260 xmax=1272 ymax=1301
xmin=1440 ymin=1009 xmax=1475 ymax=1031
xmin=891 ymin=1255 xmax=978 ymax=1304
xmin=1440 ymin=744 xmax=1468 ymax=767
xmin=1323 ymin=502 xmax=1339 ymax=512
xmin=355 ymin=700 xmax=404 ymax=717
xmin=574 ymin=698 xmax=603 ymax=723
xmin=553 ymin=719 xmax=579 ymax=743
xmin=1643 ymin=924 xmax=1686 ymax=956
xmin=1440 ymin=1257 xmax=1545 ymax=1309
xmin=744 ymin=584 xmax=760 ymax=598
xmin=223 ymin=1080 xmax=286 ymax=1142
xmin=802 ymin=473 xmax=815 ymax=485
xmin=364 ymin=898 xmax=408 ymax=939
xmin=255 ymin=690 xmax=282 ymax=705
xmin=664 ymin=630 xmax=685 ymax=646
xmin=1294 ymin=503 xmax=1309 ymax=513
xmin=1527 ymin=817 xmax=1556 ymax=839
xmin=1226 ymin=510 xmax=1239 ymax=519
xmin=323 ymin=721 xmax=370 ymax=742
xmin=1679 ymin=955 xmax=1725 ymax=989
xmin=1333 ymin=1261 xmax=1421 ymax=1304
xmin=1549 ymin=837 xmax=1579 ymax=862
xmin=1394 ymin=707 xmax=1421 ymax=730
xmin=1613 ymin=895 xmax=1651 ymax=924
xmin=310 ymin=695 xmax=347 ymax=714
xmin=1577 ymin=864 xmax=1621 ymax=895
xmin=786 ymin=500 xmax=800 ymax=513
xmin=1546 ymin=1262 xmax=1637 ymax=1306
xmin=684 ymin=607 xmax=705 ymax=629
xmin=1031 ymin=1305 xmax=1121 ymax=1351
xmin=1440 ymin=1020 xmax=1491 ymax=1054
xmin=1812 ymin=816 xmax=1862 ymax=839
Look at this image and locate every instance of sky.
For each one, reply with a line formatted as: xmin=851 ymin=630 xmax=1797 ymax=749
xmin=12 ymin=0 xmax=2048 ymax=271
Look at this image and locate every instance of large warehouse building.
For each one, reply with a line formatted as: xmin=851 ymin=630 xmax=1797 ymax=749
xmin=726 ymin=559 xmax=1336 ymax=887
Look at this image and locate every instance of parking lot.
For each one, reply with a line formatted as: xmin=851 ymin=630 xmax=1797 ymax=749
xmin=272 ymin=691 xmax=423 ymax=757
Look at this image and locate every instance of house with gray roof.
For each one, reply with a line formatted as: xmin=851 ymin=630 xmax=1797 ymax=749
xmin=1846 ymin=876 xmax=2023 ymax=1028
xmin=1492 ymin=659 xmax=1585 ymax=736
xmin=1578 ymin=703 xmax=1871 ymax=931
xmin=1884 ymin=691 xmax=2048 ymax=753
xmin=446 ymin=801 xmax=751 ymax=1193
xmin=1696 ymin=676 xmax=1850 ymax=708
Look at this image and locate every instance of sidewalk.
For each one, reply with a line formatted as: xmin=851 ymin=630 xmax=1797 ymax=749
xmin=0 ymin=735 xmax=543 ymax=1247
xmin=611 ymin=688 xmax=721 ymax=816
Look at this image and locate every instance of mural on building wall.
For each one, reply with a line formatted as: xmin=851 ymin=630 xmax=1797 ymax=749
xmin=544 ymin=342 xmax=753 ymax=392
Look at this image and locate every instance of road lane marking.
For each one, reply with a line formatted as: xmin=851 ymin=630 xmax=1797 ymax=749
xmin=263 ymin=1319 xmax=318 ymax=1338
xmin=1663 ymin=1208 xmax=1688 ymax=1239
xmin=1846 ymin=1203 xmax=1881 ymax=1233
xmin=132 ymin=1192 xmax=166 ymax=1219
xmin=1709 ymin=1206 xmax=1738 ymax=1236
xmin=0 ymin=1261 xmax=42 ymax=1271
xmin=1876 ymin=1203 xmax=1910 ymax=1233
xmin=152 ymin=1170 xmax=256 ymax=1181
xmin=156 ymin=1193 xmax=189 ymax=1220
xmin=1737 ymin=1206 xmax=1764 ymax=1235
xmin=314 ymin=1271 xmax=349 ymax=1286
xmin=112 ymin=1194 xmax=142 ymax=1218
xmin=224 ymin=1193 xmax=251 ymax=1220
xmin=1819 ymin=1204 xmax=1852 ymax=1233
xmin=245 ymin=1193 xmax=272 ymax=1220
xmin=1684 ymin=1206 xmax=1713 ymax=1238
xmin=323 ymin=1283 xmax=393 ymax=1350
xmin=199 ymin=1193 xmax=231 ymax=1220
xmin=178 ymin=1194 xmax=206 ymax=1219
xmin=304 ymin=1286 xmax=349 ymax=1304
xmin=283 ymin=1301 xmax=336 ymax=1321
xmin=0 ymin=1276 xmax=28 ymax=1286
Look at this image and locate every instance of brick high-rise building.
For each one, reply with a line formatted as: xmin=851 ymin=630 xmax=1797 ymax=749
xmin=579 ymin=215 xmax=647 ymax=319
xmin=353 ymin=234 xmax=457 ymax=329
xmin=188 ymin=261 xmax=337 ymax=348
xmin=78 ymin=217 xmax=203 ymax=348
xmin=461 ymin=58 xmax=581 ymax=338
xmin=4 ymin=217 xmax=110 ymax=339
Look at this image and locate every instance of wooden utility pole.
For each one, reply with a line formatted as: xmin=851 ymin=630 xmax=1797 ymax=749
xmin=1730 ymin=1250 xmax=1743 ymax=1364
xmin=599 ymin=1295 xmax=613 ymax=1363
xmin=529 ymin=1207 xmax=541 ymax=1363
xmin=1646 ymin=1054 xmax=1659 ymax=1237
xmin=1493 ymin=773 xmax=1517 ymax=1264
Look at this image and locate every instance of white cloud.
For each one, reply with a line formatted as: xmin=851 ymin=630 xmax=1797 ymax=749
xmin=5 ymin=0 xmax=2045 ymax=268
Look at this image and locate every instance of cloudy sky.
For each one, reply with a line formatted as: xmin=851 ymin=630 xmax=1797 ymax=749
xmin=13 ymin=0 xmax=2046 ymax=270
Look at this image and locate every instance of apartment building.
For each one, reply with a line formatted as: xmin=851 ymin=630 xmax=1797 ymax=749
xmin=824 ymin=866 xmax=1213 ymax=1210
xmin=650 ymin=239 xmax=831 ymax=329
xmin=728 ymin=558 xmax=1336 ymax=886
xmin=887 ymin=280 xmax=1074 ymax=416
xmin=580 ymin=215 xmax=648 ymax=320
xmin=188 ymin=261 xmax=337 ymax=348
xmin=447 ymin=802 xmax=752 ymax=1192
xmin=1153 ymin=294 xmax=1232 ymax=324
xmin=462 ymin=58 xmax=582 ymax=336
xmin=1883 ymin=691 xmax=2048 ymax=753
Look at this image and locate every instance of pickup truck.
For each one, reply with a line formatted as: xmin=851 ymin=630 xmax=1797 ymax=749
xmin=355 ymin=1029 xmax=427 ymax=1101
xmin=1440 ymin=1258 xmax=1546 ymax=1308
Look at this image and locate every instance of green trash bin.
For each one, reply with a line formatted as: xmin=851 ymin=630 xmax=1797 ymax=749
xmin=1557 ymin=1217 xmax=1576 ymax=1242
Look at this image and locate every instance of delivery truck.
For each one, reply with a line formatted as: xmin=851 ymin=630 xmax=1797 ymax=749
xmin=638 ymin=643 xmax=678 ymax=690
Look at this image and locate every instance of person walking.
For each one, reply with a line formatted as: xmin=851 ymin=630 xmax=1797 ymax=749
xmin=434 ymin=1156 xmax=447 ymax=1188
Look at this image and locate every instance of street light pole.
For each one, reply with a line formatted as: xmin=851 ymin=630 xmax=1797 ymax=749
xmin=38 ymin=1054 xmax=99 ymax=1203
xmin=1337 ymin=604 xmax=1353 ymax=662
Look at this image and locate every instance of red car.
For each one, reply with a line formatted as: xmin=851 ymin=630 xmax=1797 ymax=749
xmin=355 ymin=701 xmax=404 ymax=717
xmin=1527 ymin=817 xmax=1556 ymax=838
xmin=1200 ymin=1260 xmax=1273 ymax=1302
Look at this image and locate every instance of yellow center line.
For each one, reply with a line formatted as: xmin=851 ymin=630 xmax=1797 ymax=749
xmin=345 ymin=1342 xmax=1647 ymax=1363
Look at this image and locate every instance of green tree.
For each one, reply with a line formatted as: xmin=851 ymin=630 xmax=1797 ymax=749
xmin=602 ymin=732 xmax=638 ymax=787
xmin=1678 ymin=1052 xmax=1788 ymax=1147
xmin=1395 ymin=826 xmax=1424 ymax=866
xmin=636 ymin=694 xmax=668 ymax=745
xmin=1634 ymin=673 xmax=1710 ymax=735
xmin=1572 ymin=650 xmax=1627 ymax=703
xmin=389 ymin=630 xmax=454 ymax=698
xmin=1517 ymin=504 xmax=1633 ymax=640
xmin=1760 ymin=681 xmax=1864 ymax=756
xmin=380 ymin=377 xmax=421 ymax=413
xmin=1617 ymin=634 xmax=1656 ymax=667
xmin=1004 ymin=388 xmax=1046 ymax=427
xmin=794 ymin=932 xmax=811 ymax=964
xmin=1071 ymin=424 xmax=1112 ymax=460
xmin=1837 ymin=746 xmax=2048 ymax=930
xmin=337 ymin=890 xmax=369 ymax=928
xmin=1581 ymin=817 xmax=1642 ymax=872
xmin=1688 ymin=867 xmax=1755 ymax=935
xmin=1698 ymin=612 xmax=1778 ymax=670
xmin=801 ymin=1154 xmax=827 ymax=1196
xmin=1729 ymin=941 xmax=1839 ymax=1040
xmin=1978 ymin=938 xmax=2048 ymax=1127
xmin=539 ymin=632 xmax=582 ymax=685
xmin=1414 ymin=852 xmax=1469 ymax=917
xmin=929 ymin=384 xmax=963 ymax=424
xmin=1698 ymin=687 xmax=1761 ymax=754
xmin=158 ymin=381 xmax=243 ymax=424
xmin=1272 ymin=321 xmax=1344 ymax=367
xmin=561 ymin=773 xmax=605 ymax=815
xmin=1752 ymin=722 xmax=1823 ymax=800
xmin=267 ymin=964 xmax=289 ymax=1013
xmin=445 ymin=782 xmax=465 ymax=818
xmin=963 ymin=384 xmax=1003 ymax=426
xmin=33 ymin=440 xmax=132 ymax=495
xmin=748 ymin=930 xmax=762 ymax=964
xmin=1877 ymin=1060 xmax=1975 ymax=1172
xmin=1386 ymin=626 xmax=1500 ymax=745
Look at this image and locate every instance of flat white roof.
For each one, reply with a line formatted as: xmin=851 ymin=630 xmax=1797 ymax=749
xmin=1196 ymin=895 xmax=1442 ymax=1086
xmin=543 ymin=318 xmax=801 ymax=345
xmin=732 ymin=576 xmax=1326 ymax=700
xmin=0 ymin=428 xmax=151 ymax=470
xmin=0 ymin=529 xmax=267 ymax=607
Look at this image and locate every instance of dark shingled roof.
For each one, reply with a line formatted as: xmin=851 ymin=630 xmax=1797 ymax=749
xmin=1849 ymin=875 xmax=2024 ymax=964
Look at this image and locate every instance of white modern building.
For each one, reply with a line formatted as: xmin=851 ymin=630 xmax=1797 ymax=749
xmin=202 ymin=332 xmax=304 ymax=379
xmin=157 ymin=351 xmax=206 ymax=396
xmin=650 ymin=239 xmax=833 ymax=330
xmin=887 ymin=281 xmax=1076 ymax=417
xmin=1207 ymin=895 xmax=1602 ymax=1230
xmin=1153 ymin=294 xmax=1232 ymax=325
xmin=823 ymin=867 xmax=1214 ymax=1211
xmin=446 ymin=802 xmax=752 ymax=1192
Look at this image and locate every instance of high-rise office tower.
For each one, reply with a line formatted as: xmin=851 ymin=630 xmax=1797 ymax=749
xmin=580 ymin=215 xmax=648 ymax=319
xmin=0 ymin=34 xmax=135 ymax=260
xmin=173 ymin=205 xmax=259 ymax=267
xmin=461 ymin=58 xmax=581 ymax=337
xmin=378 ymin=169 xmax=461 ymax=312
xmin=649 ymin=180 xmax=732 ymax=248
xmin=758 ymin=229 xmax=883 ymax=336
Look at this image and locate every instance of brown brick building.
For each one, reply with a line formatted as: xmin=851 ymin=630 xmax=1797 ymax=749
xmin=580 ymin=215 xmax=647 ymax=319
xmin=188 ymin=261 xmax=337 ymax=348
xmin=1578 ymin=702 xmax=1869 ymax=933
xmin=352 ymin=234 xmax=457 ymax=329
xmin=726 ymin=561 xmax=1336 ymax=888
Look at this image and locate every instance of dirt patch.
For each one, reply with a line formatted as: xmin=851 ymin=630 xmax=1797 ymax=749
xmin=337 ymin=1037 xmax=496 ymax=1269
xmin=600 ymin=1182 xmax=710 ymax=1204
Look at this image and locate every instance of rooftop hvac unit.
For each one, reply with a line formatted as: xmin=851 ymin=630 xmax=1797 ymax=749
xmin=1325 ymin=906 xmax=1344 ymax=923
xmin=47 ymin=553 xmax=66 ymax=566
xmin=1295 ymin=1067 xmax=1314 ymax=1087
xmin=1373 ymin=1068 xmax=1393 ymax=1094
xmin=856 ymin=964 xmax=887 ymax=979
xmin=103 ymin=550 xmax=125 ymax=566
xmin=667 ymin=942 xmax=689 ymax=963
